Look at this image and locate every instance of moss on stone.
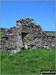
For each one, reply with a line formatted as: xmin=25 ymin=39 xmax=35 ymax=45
xmin=24 ymin=37 xmax=30 ymax=42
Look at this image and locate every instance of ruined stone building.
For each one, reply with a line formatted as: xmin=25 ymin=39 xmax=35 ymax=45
xmin=0 ymin=18 xmax=55 ymax=53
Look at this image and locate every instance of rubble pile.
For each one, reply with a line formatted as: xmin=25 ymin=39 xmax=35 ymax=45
xmin=0 ymin=18 xmax=55 ymax=53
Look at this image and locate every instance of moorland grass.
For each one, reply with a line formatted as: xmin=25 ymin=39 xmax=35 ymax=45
xmin=0 ymin=48 xmax=55 ymax=74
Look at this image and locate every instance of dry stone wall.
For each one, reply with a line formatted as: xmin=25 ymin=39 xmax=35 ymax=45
xmin=0 ymin=18 xmax=55 ymax=53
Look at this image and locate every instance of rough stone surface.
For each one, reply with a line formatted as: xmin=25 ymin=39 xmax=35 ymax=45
xmin=0 ymin=18 xmax=55 ymax=53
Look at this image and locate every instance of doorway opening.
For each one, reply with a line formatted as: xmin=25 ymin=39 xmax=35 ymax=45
xmin=21 ymin=32 xmax=28 ymax=50
xmin=21 ymin=32 xmax=28 ymax=40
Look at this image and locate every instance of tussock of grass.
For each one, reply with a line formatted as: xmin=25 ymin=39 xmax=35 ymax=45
xmin=0 ymin=48 xmax=55 ymax=74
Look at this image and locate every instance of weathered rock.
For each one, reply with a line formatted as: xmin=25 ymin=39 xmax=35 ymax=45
xmin=0 ymin=18 xmax=55 ymax=53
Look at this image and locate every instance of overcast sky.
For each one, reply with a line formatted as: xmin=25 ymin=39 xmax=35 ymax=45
xmin=1 ymin=1 xmax=55 ymax=31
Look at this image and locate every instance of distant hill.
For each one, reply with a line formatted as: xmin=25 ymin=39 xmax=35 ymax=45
xmin=45 ymin=31 xmax=55 ymax=36
xmin=0 ymin=28 xmax=8 ymax=33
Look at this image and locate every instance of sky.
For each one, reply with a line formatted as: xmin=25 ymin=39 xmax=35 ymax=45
xmin=1 ymin=1 xmax=55 ymax=31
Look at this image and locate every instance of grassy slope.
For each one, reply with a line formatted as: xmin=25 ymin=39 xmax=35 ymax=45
xmin=1 ymin=48 xmax=55 ymax=74
xmin=0 ymin=33 xmax=4 ymax=39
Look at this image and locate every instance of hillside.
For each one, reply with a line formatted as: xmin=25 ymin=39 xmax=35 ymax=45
xmin=0 ymin=28 xmax=8 ymax=33
xmin=46 ymin=31 xmax=55 ymax=36
xmin=1 ymin=48 xmax=55 ymax=74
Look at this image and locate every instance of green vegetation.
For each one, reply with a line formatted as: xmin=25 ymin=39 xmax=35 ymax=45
xmin=0 ymin=33 xmax=4 ymax=38
xmin=24 ymin=37 xmax=30 ymax=42
xmin=48 ymin=33 xmax=55 ymax=36
xmin=0 ymin=48 xmax=55 ymax=74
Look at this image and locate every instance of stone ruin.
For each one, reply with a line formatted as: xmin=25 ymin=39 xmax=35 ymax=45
xmin=0 ymin=18 xmax=55 ymax=53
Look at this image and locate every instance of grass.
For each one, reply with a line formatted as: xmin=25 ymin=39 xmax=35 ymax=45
xmin=24 ymin=37 xmax=30 ymax=42
xmin=0 ymin=33 xmax=4 ymax=38
xmin=0 ymin=48 xmax=55 ymax=74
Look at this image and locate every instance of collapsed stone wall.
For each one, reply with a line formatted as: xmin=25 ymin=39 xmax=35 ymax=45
xmin=0 ymin=18 xmax=55 ymax=53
